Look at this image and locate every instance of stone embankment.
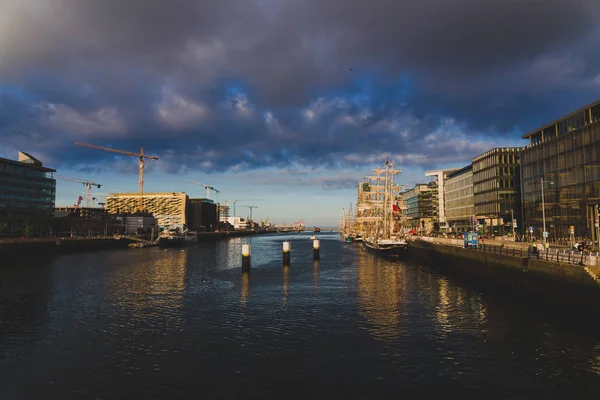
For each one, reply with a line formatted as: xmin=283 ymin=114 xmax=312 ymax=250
xmin=408 ymin=236 xmax=600 ymax=312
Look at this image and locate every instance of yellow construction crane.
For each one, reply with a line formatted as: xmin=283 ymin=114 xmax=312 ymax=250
xmin=74 ymin=142 xmax=158 ymax=212
xmin=55 ymin=175 xmax=102 ymax=208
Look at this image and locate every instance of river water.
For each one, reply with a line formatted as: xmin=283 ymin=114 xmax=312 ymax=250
xmin=0 ymin=232 xmax=599 ymax=399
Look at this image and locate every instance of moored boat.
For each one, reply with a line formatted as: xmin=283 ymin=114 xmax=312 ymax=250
xmin=158 ymin=230 xmax=198 ymax=248
xmin=363 ymin=237 xmax=408 ymax=258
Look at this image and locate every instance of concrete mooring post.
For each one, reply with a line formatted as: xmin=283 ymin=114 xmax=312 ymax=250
xmin=313 ymin=239 xmax=320 ymax=260
xmin=242 ymin=244 xmax=251 ymax=272
xmin=283 ymin=241 xmax=291 ymax=265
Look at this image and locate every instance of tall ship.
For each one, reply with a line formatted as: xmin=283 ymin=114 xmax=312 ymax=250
xmin=355 ymin=160 xmax=408 ymax=257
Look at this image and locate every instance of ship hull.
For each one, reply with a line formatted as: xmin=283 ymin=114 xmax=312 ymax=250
xmin=363 ymin=239 xmax=409 ymax=258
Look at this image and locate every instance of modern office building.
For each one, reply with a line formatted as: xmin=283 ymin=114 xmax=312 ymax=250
xmin=521 ymin=100 xmax=600 ymax=240
xmin=425 ymin=168 xmax=459 ymax=231
xmin=472 ymin=147 xmax=523 ymax=236
xmin=445 ymin=165 xmax=475 ymax=233
xmin=401 ymin=183 xmax=437 ymax=234
xmin=187 ymin=198 xmax=217 ymax=232
xmin=106 ymin=192 xmax=188 ymax=229
xmin=0 ymin=152 xmax=56 ymax=237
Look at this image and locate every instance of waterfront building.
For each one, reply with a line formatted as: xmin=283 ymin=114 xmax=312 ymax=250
xmin=226 ymin=216 xmax=249 ymax=230
xmin=115 ymin=214 xmax=158 ymax=235
xmin=53 ymin=206 xmax=123 ymax=237
xmin=218 ymin=204 xmax=230 ymax=223
xmin=187 ymin=198 xmax=217 ymax=232
xmin=472 ymin=147 xmax=523 ymax=236
xmin=401 ymin=183 xmax=436 ymax=234
xmin=0 ymin=152 xmax=56 ymax=237
xmin=106 ymin=192 xmax=188 ymax=229
xmin=520 ymin=100 xmax=600 ymax=240
xmin=425 ymin=168 xmax=459 ymax=232
xmin=445 ymin=165 xmax=476 ymax=233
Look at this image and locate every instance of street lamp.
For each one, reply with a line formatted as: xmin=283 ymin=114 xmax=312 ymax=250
xmin=540 ymin=178 xmax=554 ymax=246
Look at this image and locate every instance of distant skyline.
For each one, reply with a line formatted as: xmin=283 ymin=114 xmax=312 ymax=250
xmin=1 ymin=0 xmax=599 ymax=226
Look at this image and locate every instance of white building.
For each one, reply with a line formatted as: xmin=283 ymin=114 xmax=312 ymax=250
xmin=425 ymin=168 xmax=460 ymax=231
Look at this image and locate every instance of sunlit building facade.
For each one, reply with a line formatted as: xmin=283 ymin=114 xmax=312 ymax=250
xmin=472 ymin=147 xmax=522 ymax=236
xmin=425 ymin=168 xmax=459 ymax=231
xmin=0 ymin=152 xmax=56 ymax=237
xmin=401 ymin=183 xmax=437 ymax=234
xmin=521 ymin=100 xmax=600 ymax=240
xmin=445 ymin=165 xmax=475 ymax=233
xmin=106 ymin=192 xmax=188 ymax=229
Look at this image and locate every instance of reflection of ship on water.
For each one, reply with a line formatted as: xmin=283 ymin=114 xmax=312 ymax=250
xmin=356 ymin=252 xmax=408 ymax=341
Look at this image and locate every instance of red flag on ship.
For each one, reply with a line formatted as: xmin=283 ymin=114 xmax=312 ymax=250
xmin=392 ymin=204 xmax=399 ymax=212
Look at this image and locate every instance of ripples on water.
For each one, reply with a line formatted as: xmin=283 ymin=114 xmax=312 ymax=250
xmin=0 ymin=232 xmax=599 ymax=399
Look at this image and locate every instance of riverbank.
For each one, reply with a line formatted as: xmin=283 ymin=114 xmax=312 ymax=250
xmin=408 ymin=237 xmax=600 ymax=312
xmin=0 ymin=237 xmax=135 ymax=259
xmin=0 ymin=231 xmax=276 ymax=259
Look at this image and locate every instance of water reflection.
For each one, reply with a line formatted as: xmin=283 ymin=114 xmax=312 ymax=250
xmin=282 ymin=265 xmax=290 ymax=305
xmin=312 ymin=260 xmax=320 ymax=299
xmin=105 ymin=249 xmax=187 ymax=333
xmin=356 ymin=252 xmax=407 ymax=342
xmin=240 ymin=272 xmax=250 ymax=311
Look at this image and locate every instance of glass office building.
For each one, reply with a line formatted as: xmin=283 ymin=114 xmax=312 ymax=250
xmin=445 ymin=165 xmax=474 ymax=233
xmin=473 ymin=147 xmax=523 ymax=236
xmin=401 ymin=183 xmax=437 ymax=234
xmin=521 ymin=100 xmax=600 ymax=240
xmin=0 ymin=152 xmax=56 ymax=237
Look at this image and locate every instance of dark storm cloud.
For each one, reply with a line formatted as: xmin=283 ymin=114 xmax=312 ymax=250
xmin=1 ymin=0 xmax=599 ymax=172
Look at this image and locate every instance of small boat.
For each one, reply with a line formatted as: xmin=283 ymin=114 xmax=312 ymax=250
xmin=345 ymin=237 xmax=354 ymax=243
xmin=313 ymin=226 xmax=321 ymax=233
xmin=354 ymin=235 xmax=363 ymax=242
xmin=158 ymin=230 xmax=198 ymax=248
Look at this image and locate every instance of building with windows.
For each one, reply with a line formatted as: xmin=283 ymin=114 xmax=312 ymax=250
xmin=106 ymin=192 xmax=188 ymax=229
xmin=401 ymin=183 xmax=436 ymax=234
xmin=53 ymin=207 xmax=124 ymax=237
xmin=187 ymin=198 xmax=217 ymax=232
xmin=0 ymin=152 xmax=56 ymax=237
xmin=218 ymin=204 xmax=230 ymax=223
xmin=472 ymin=147 xmax=522 ymax=236
xmin=445 ymin=165 xmax=475 ymax=233
xmin=521 ymin=100 xmax=600 ymax=241
xmin=425 ymin=168 xmax=459 ymax=231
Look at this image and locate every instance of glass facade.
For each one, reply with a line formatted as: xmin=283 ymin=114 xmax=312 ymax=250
xmin=0 ymin=154 xmax=56 ymax=237
xmin=521 ymin=100 xmax=600 ymax=240
xmin=472 ymin=147 xmax=522 ymax=235
xmin=445 ymin=165 xmax=474 ymax=232
xmin=401 ymin=183 xmax=437 ymax=233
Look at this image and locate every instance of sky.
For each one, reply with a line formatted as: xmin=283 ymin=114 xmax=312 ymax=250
xmin=1 ymin=0 xmax=599 ymax=226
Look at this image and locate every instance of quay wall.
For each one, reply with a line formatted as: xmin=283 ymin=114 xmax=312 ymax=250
xmin=0 ymin=237 xmax=134 ymax=260
xmin=409 ymin=239 xmax=600 ymax=311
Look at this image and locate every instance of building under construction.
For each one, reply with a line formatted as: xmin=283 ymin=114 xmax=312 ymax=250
xmin=106 ymin=192 xmax=188 ymax=229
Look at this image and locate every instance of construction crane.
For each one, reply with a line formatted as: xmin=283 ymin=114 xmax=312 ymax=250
xmin=55 ymin=175 xmax=102 ymax=208
xmin=239 ymin=205 xmax=258 ymax=223
xmin=189 ymin=181 xmax=220 ymax=203
xmin=75 ymin=142 xmax=158 ymax=212
xmin=225 ymin=199 xmax=261 ymax=217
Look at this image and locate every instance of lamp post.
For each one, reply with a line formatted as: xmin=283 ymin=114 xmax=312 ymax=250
xmin=540 ymin=178 xmax=554 ymax=246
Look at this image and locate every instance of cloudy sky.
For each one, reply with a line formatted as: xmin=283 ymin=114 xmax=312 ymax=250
xmin=1 ymin=0 xmax=599 ymax=225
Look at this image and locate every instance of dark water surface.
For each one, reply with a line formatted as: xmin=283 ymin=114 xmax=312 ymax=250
xmin=1 ymin=232 xmax=599 ymax=399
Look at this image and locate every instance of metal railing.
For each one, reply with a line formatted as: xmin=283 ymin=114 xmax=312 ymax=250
xmin=476 ymin=244 xmax=596 ymax=266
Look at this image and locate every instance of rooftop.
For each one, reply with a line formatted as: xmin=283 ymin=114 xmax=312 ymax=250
xmin=522 ymin=99 xmax=600 ymax=139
